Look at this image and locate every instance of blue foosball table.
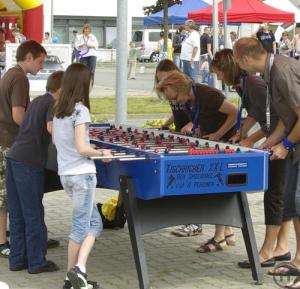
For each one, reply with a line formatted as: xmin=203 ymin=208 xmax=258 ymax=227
xmin=87 ymin=123 xmax=269 ymax=289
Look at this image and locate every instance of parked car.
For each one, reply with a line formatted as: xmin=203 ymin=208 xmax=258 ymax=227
xmin=40 ymin=55 xmax=64 ymax=74
xmin=132 ymin=29 xmax=175 ymax=62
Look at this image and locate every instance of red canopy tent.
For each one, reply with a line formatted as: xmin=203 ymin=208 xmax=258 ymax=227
xmin=188 ymin=0 xmax=295 ymax=23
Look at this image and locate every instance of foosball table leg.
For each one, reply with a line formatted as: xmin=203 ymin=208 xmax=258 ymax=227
xmin=119 ymin=176 xmax=151 ymax=289
xmin=239 ymin=192 xmax=263 ymax=285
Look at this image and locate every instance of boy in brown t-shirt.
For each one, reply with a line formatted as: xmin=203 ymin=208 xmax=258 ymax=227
xmin=0 ymin=40 xmax=46 ymax=257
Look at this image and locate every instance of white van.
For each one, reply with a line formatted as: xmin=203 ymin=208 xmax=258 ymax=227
xmin=132 ymin=29 xmax=175 ymax=62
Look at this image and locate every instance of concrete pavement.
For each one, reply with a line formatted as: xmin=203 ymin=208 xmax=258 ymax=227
xmin=0 ymin=189 xmax=295 ymax=289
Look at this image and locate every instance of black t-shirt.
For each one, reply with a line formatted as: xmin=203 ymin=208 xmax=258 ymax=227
xmin=173 ymin=33 xmax=183 ymax=54
xmin=200 ymin=33 xmax=209 ymax=55
xmin=256 ymin=31 xmax=275 ymax=53
xmin=7 ymin=93 xmax=54 ymax=169
xmin=192 ymin=84 xmax=236 ymax=141
xmin=170 ymin=102 xmax=191 ymax=131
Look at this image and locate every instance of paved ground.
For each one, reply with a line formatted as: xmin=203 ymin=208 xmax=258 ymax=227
xmin=1 ymin=66 xmax=291 ymax=289
xmin=0 ymin=189 xmax=296 ymax=289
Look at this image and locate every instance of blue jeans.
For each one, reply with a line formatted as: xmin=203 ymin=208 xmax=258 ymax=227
xmin=6 ymin=158 xmax=47 ymax=270
xmin=173 ymin=53 xmax=181 ymax=69
xmin=79 ymin=55 xmax=97 ymax=82
xmin=182 ymin=60 xmax=199 ymax=83
xmin=60 ymin=174 xmax=102 ymax=243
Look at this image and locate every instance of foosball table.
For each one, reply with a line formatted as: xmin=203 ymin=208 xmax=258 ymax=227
xmin=87 ymin=123 xmax=269 ymax=288
xmin=45 ymin=123 xmax=269 ymax=288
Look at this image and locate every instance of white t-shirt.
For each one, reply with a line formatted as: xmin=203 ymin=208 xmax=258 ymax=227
xmin=75 ymin=33 xmax=98 ymax=57
xmin=53 ymin=102 xmax=96 ymax=176
xmin=180 ymin=30 xmax=200 ymax=61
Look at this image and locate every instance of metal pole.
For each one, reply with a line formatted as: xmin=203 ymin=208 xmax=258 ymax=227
xmin=223 ymin=0 xmax=228 ymax=98
xmin=51 ymin=0 xmax=54 ymax=36
xmin=223 ymin=1 xmax=228 ymax=48
xmin=212 ymin=0 xmax=218 ymax=88
xmin=115 ymin=0 xmax=128 ymax=126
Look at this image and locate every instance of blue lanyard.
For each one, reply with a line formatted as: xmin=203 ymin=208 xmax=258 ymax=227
xmin=236 ymin=75 xmax=247 ymax=130
xmin=191 ymin=85 xmax=200 ymax=135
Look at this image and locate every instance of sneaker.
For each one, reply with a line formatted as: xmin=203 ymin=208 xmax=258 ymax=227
xmin=63 ymin=280 xmax=99 ymax=289
xmin=28 ymin=260 xmax=59 ymax=274
xmin=0 ymin=241 xmax=10 ymax=258
xmin=10 ymin=263 xmax=27 ymax=271
xmin=171 ymin=224 xmax=203 ymax=237
xmin=67 ymin=266 xmax=88 ymax=289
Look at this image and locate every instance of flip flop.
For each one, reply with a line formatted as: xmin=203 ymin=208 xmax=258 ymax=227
xmin=285 ymin=276 xmax=300 ymax=289
xmin=238 ymin=257 xmax=275 ymax=269
xmin=268 ymin=262 xmax=300 ymax=276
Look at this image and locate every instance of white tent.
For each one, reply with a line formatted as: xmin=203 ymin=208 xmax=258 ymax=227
xmin=264 ymin=0 xmax=300 ymax=22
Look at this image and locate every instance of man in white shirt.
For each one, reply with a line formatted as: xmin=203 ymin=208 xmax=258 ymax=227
xmin=180 ymin=19 xmax=200 ymax=83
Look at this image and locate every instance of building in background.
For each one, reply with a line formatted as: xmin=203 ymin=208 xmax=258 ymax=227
xmin=45 ymin=0 xmax=156 ymax=48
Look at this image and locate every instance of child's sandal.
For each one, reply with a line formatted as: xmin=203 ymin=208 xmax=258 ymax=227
xmin=196 ymin=238 xmax=227 ymax=253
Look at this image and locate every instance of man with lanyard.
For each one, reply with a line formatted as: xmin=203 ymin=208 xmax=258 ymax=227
xmin=234 ymin=37 xmax=300 ymax=286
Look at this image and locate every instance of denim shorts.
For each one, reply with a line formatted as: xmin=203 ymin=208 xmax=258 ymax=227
xmin=60 ymin=173 xmax=102 ymax=243
xmin=283 ymin=153 xmax=300 ymax=218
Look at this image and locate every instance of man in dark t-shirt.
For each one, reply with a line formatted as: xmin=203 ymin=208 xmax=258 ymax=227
xmin=256 ymin=23 xmax=276 ymax=54
xmin=6 ymin=71 xmax=63 ymax=273
xmin=199 ymin=27 xmax=210 ymax=84
xmin=0 ymin=40 xmax=46 ymax=258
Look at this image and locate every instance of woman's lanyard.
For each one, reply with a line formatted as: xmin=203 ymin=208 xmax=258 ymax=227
xmin=236 ymin=75 xmax=247 ymax=131
xmin=191 ymin=85 xmax=200 ymax=135
xmin=266 ymin=54 xmax=274 ymax=132
xmin=77 ymin=35 xmax=90 ymax=59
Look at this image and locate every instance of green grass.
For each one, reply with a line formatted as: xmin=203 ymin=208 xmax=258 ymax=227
xmin=90 ymin=97 xmax=171 ymax=114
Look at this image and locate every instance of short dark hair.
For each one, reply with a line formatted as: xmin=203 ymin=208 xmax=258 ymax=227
xmin=233 ymin=37 xmax=266 ymax=61
xmin=155 ymin=59 xmax=179 ymax=84
xmin=46 ymin=70 xmax=64 ymax=93
xmin=16 ymin=40 xmax=47 ymax=62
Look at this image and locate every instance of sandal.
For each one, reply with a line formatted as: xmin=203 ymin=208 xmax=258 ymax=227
xmin=225 ymin=233 xmax=236 ymax=246
xmin=0 ymin=241 xmax=10 ymax=258
xmin=268 ymin=262 xmax=300 ymax=276
xmin=196 ymin=238 xmax=226 ymax=253
xmin=285 ymin=276 xmax=300 ymax=289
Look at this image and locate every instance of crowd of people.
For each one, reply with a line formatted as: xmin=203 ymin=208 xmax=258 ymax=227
xmin=1 ymin=18 xmax=300 ymax=289
xmin=150 ymin=19 xmax=300 ymax=289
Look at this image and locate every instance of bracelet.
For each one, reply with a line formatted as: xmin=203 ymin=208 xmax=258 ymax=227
xmin=282 ymin=137 xmax=294 ymax=150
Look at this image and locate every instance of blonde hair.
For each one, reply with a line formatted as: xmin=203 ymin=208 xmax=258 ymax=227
xmin=82 ymin=23 xmax=91 ymax=33
xmin=155 ymin=71 xmax=192 ymax=101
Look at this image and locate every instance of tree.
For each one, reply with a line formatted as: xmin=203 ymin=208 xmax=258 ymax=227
xmin=143 ymin=0 xmax=182 ymax=58
xmin=143 ymin=0 xmax=182 ymax=16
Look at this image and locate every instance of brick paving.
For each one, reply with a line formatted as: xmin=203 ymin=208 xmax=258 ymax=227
xmin=0 ymin=189 xmax=295 ymax=289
